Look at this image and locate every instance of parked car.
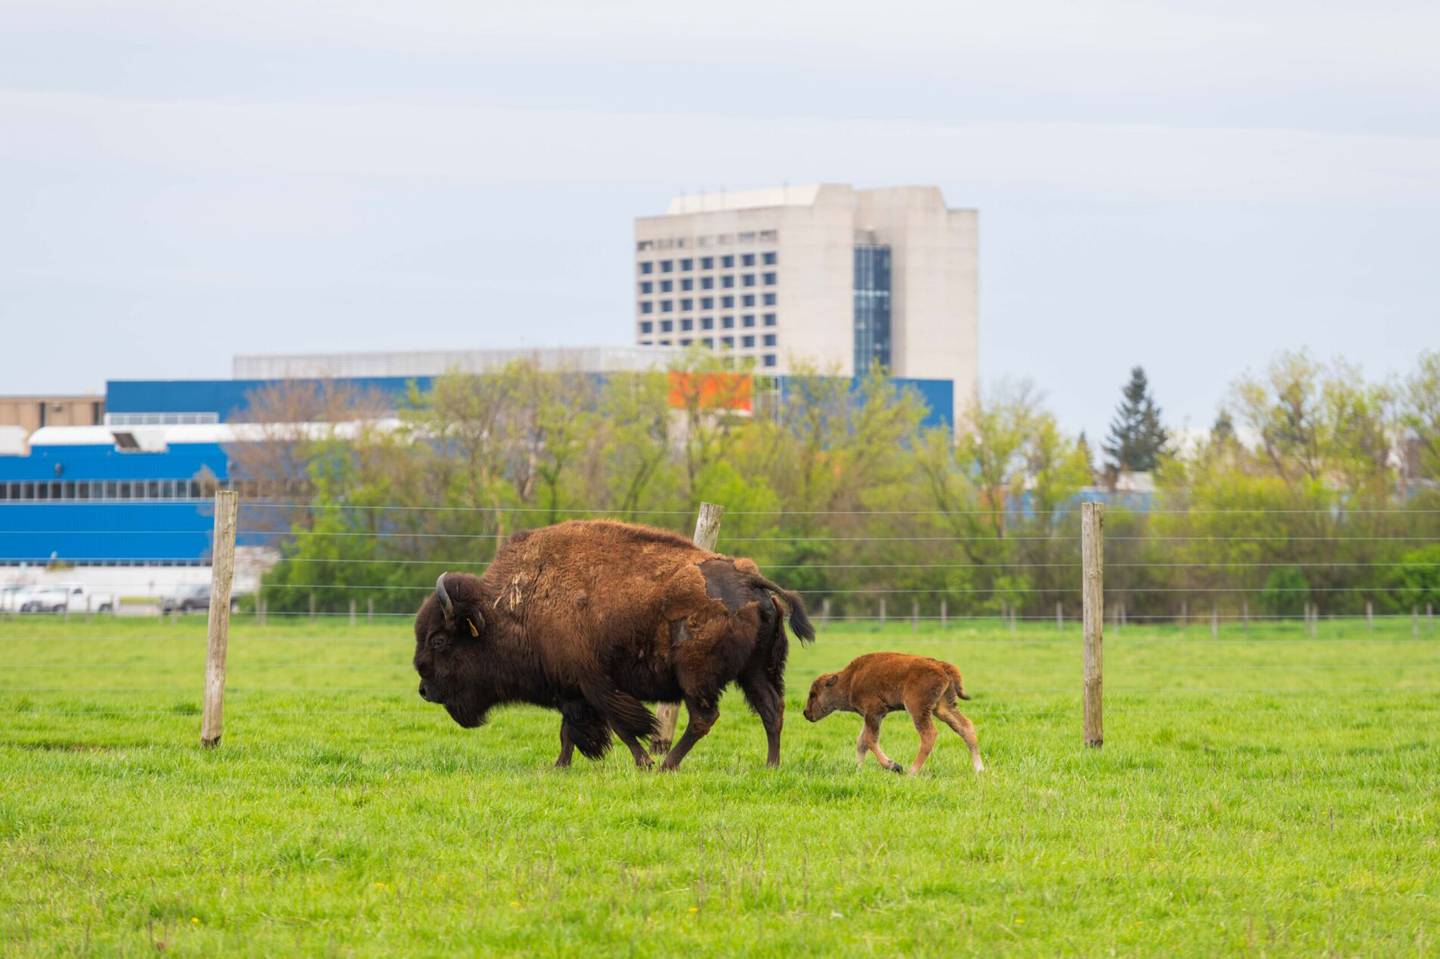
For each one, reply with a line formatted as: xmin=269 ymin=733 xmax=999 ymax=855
xmin=162 ymin=583 xmax=237 ymax=614
xmin=18 ymin=583 xmax=116 ymax=614
xmin=0 ymin=584 xmax=43 ymax=613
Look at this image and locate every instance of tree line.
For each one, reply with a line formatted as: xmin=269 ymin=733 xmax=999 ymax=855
xmin=240 ymin=349 xmax=1440 ymax=620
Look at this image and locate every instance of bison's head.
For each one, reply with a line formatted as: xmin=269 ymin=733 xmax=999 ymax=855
xmin=803 ymin=672 xmax=843 ymax=722
xmin=413 ymin=572 xmax=491 ymax=728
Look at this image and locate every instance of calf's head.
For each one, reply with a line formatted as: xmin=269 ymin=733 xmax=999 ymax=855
xmin=413 ymin=572 xmax=490 ymax=728
xmin=803 ymin=672 xmax=843 ymax=722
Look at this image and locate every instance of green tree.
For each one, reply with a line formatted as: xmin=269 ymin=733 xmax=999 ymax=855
xmin=1103 ymin=366 xmax=1169 ymax=474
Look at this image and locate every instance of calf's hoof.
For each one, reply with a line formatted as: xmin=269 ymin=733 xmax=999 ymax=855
xmin=887 ymin=761 xmax=904 ymax=774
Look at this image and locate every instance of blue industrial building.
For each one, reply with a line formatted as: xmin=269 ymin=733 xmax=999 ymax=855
xmin=2 ymin=369 xmax=954 ymax=567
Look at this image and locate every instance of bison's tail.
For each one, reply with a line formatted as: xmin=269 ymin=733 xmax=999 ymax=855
xmin=749 ymin=574 xmax=816 ymax=644
xmin=944 ymin=662 xmax=970 ymax=701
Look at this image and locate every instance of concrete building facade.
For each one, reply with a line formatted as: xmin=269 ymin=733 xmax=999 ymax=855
xmin=634 ymin=184 xmax=978 ymax=421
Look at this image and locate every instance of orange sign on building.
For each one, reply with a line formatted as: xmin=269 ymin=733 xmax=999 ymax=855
xmin=667 ymin=371 xmax=753 ymax=413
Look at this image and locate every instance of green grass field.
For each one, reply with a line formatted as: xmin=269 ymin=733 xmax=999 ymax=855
xmin=2 ymin=614 xmax=1438 ymax=957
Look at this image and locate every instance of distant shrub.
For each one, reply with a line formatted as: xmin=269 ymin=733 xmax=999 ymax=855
xmin=1393 ymin=545 xmax=1440 ymax=611
xmin=1260 ymin=566 xmax=1309 ymax=616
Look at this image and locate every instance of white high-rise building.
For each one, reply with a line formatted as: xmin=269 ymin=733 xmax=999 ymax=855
xmin=633 ymin=184 xmax=978 ymax=420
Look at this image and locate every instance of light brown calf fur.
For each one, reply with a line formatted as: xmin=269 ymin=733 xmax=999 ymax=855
xmin=802 ymin=652 xmax=984 ymax=774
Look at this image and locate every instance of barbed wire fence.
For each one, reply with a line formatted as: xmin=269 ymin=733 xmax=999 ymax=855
xmin=2 ymin=495 xmax=1438 ymax=748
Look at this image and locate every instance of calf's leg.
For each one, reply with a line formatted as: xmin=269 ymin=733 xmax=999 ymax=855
xmin=860 ymin=713 xmax=903 ymax=773
xmin=908 ymin=709 xmax=940 ymax=775
xmin=936 ymin=702 xmax=985 ymax=772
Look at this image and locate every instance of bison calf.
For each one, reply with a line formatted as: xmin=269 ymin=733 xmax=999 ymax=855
xmin=802 ymin=652 xmax=984 ymax=774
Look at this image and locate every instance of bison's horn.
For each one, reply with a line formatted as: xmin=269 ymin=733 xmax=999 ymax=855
xmin=435 ymin=572 xmax=456 ymax=627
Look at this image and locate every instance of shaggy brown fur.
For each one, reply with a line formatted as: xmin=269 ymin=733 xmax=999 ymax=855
xmin=413 ymin=520 xmax=814 ymax=771
xmin=803 ymin=652 xmax=984 ymax=775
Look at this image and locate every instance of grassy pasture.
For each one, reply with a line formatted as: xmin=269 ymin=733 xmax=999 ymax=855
xmin=2 ymin=615 xmax=1438 ymax=957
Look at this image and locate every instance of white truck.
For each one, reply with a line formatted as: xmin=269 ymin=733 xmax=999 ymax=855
xmin=16 ymin=583 xmax=117 ymax=614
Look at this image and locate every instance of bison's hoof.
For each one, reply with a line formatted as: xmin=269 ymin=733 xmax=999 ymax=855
xmin=887 ymin=761 xmax=904 ymax=774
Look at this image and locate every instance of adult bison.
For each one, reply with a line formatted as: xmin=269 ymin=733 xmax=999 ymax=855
xmin=412 ymin=519 xmax=814 ymax=770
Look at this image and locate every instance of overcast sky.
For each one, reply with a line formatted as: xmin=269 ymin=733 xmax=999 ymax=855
xmin=2 ymin=1 xmax=1437 ymax=436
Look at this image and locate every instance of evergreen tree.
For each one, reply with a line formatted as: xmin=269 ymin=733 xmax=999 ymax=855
xmin=1211 ymin=409 xmax=1236 ymax=445
xmin=1075 ymin=431 xmax=1097 ymax=484
xmin=1103 ymin=366 xmax=1169 ymax=473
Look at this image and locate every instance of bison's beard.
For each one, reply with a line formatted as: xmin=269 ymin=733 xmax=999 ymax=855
xmin=442 ymin=699 xmax=488 ymax=729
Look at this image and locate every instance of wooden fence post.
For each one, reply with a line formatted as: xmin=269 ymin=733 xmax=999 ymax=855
xmin=1180 ymin=600 xmax=1187 ymax=629
xmin=910 ymin=598 xmax=918 ymax=631
xmin=1242 ymin=601 xmax=1249 ymax=633
xmin=940 ymin=599 xmax=947 ymax=629
xmin=201 ymin=489 xmax=238 ymax=748
xmin=1056 ymin=600 xmax=1063 ymax=631
xmin=821 ymin=597 xmax=831 ymax=624
xmin=257 ymin=595 xmax=266 ymax=628
xmin=1009 ymin=604 xmax=1017 ymax=636
xmin=367 ymin=597 xmax=374 ymax=623
xmin=655 ymin=502 xmax=725 ymax=754
xmin=879 ymin=598 xmax=886 ymax=624
xmin=1211 ymin=605 xmax=1218 ymax=640
xmin=1366 ymin=600 xmax=1373 ymax=632
xmin=1081 ymin=501 xmax=1104 ymax=749
xmin=349 ymin=598 xmax=357 ymax=627
xmin=309 ymin=593 xmax=316 ymax=622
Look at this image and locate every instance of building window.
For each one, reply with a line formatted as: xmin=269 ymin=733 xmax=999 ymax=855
xmin=721 ymin=255 xmax=735 ymax=268
xmin=763 ymin=333 xmax=777 ymax=347
xmin=640 ymin=261 xmax=654 ymax=274
xmin=680 ymin=298 xmax=693 ymax=310
xmin=742 ymin=335 xmax=755 ymax=348
xmin=640 ymin=340 xmax=653 ymax=346
xmin=658 ymin=339 xmax=671 ymax=346
xmin=660 ymin=279 xmax=673 ymax=292
xmin=763 ymin=312 xmax=776 ymax=326
xmin=660 ymin=259 xmax=674 ymax=273
xmin=679 ymin=337 xmax=692 ymax=346
xmin=660 ymin=300 xmax=673 ymax=312
xmin=702 ymin=337 xmax=715 ymax=348
xmin=637 ymin=240 xmax=654 ymax=252
xmin=701 ymin=317 xmax=714 ymax=330
xmin=722 ymin=315 xmax=735 ymax=329
xmin=700 ymin=276 xmax=714 ymax=290
xmin=681 ymin=278 xmax=693 ymax=291
xmin=742 ymin=314 xmax=756 ymax=328
xmin=759 ymin=230 xmax=778 ymax=242
xmin=660 ymin=320 xmax=673 ymax=333
xmin=741 ymin=294 xmax=756 ymax=307
xmin=721 ymin=336 xmax=734 ymax=349
xmin=854 ymin=244 xmax=892 ymax=371
xmin=680 ymin=258 xmax=693 ymax=271
xmin=701 ymin=256 xmax=714 ymax=270
xmin=681 ymin=318 xmax=693 ymax=331
xmin=763 ymin=354 xmax=777 ymax=368
xmin=721 ymin=276 xmax=735 ymax=289
xmin=762 ymin=251 xmax=777 ymax=265
xmin=762 ymin=292 xmax=776 ymax=306
xmin=639 ymin=281 xmax=653 ymax=294
xmin=700 ymin=296 xmax=714 ymax=309
xmin=762 ymin=272 xmax=776 ymax=285
xmin=640 ymin=321 xmax=653 ymax=334
xmin=741 ymin=253 xmax=756 ymax=267
xmin=738 ymin=231 xmax=756 ymax=242
xmin=742 ymin=274 xmax=756 ymax=287
xmin=721 ymin=295 xmax=735 ymax=308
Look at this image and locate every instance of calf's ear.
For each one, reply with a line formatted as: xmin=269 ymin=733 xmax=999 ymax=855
xmin=824 ymin=675 xmax=838 ymax=688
